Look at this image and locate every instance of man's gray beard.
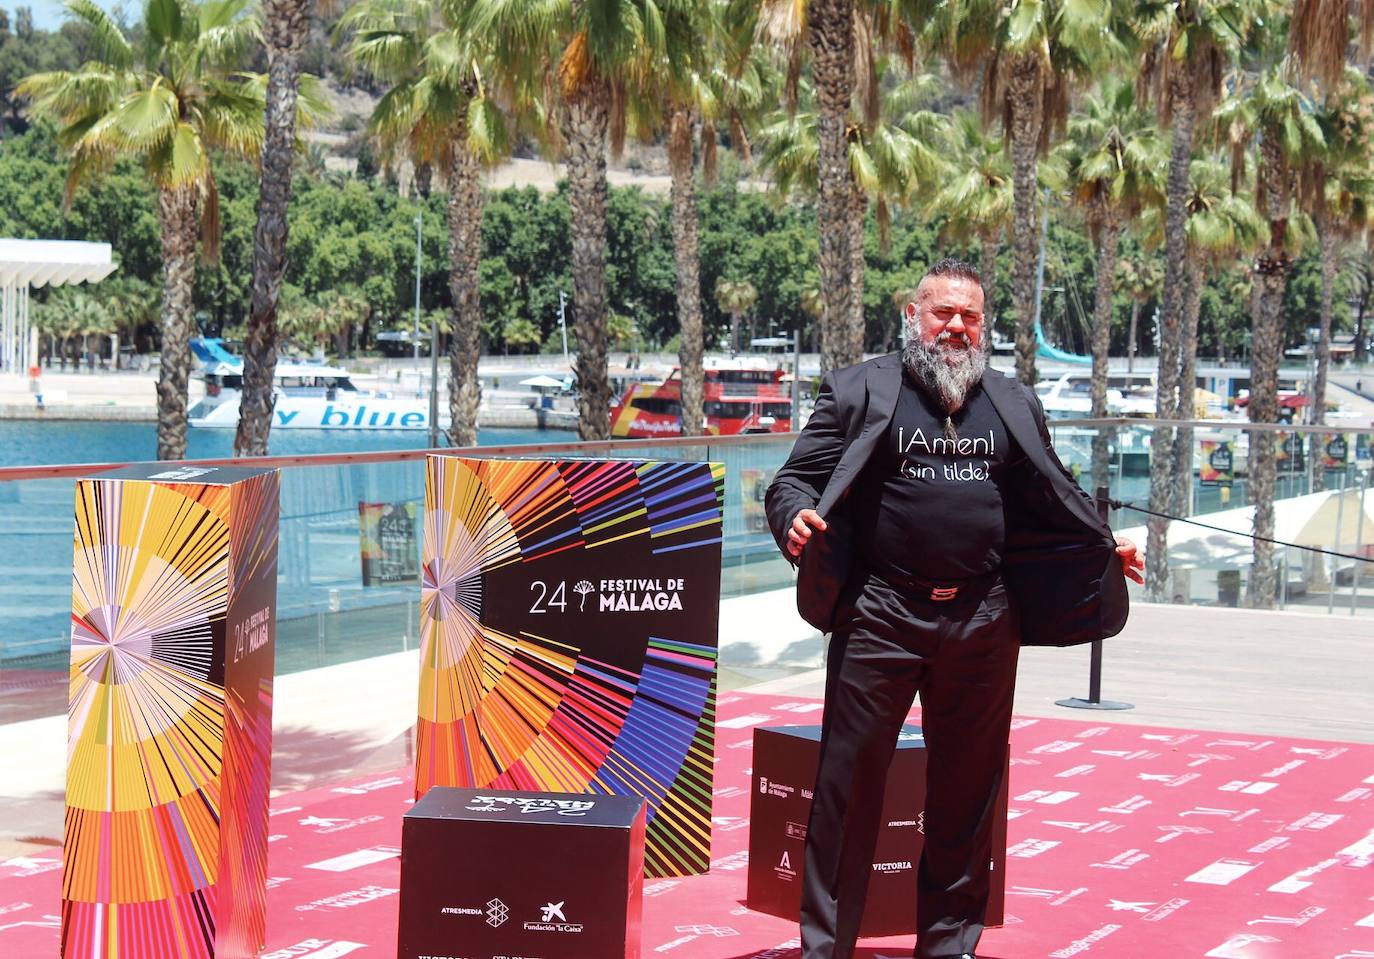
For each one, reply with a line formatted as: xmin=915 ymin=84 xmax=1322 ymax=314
xmin=902 ymin=334 xmax=987 ymax=413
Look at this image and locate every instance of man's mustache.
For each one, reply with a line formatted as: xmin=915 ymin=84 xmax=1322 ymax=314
xmin=937 ymin=331 xmax=972 ymax=349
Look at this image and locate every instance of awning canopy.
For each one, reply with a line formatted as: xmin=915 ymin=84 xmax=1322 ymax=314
xmin=2 ymin=238 xmax=117 ymax=374
xmin=0 ymin=238 xmax=115 ymax=288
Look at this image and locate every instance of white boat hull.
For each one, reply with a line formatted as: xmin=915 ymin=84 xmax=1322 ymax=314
xmin=190 ymin=396 xmax=449 ymax=430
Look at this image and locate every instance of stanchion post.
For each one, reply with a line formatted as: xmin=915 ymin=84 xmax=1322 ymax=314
xmin=1056 ymin=485 xmax=1133 ymax=711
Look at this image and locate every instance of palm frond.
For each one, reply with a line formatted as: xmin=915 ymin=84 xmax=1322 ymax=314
xmin=103 ymin=83 xmax=181 ymax=150
xmin=466 ymin=92 xmax=509 ymax=165
xmin=62 ymin=0 xmax=135 ymax=68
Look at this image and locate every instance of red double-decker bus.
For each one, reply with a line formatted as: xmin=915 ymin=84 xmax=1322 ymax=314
xmin=609 ymin=360 xmax=794 ymax=438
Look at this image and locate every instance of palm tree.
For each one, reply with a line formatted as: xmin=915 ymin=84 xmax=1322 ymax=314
xmin=234 ymin=0 xmax=318 ymax=456
xmin=1057 ymin=77 xmax=1164 ymax=492
xmin=472 ymin=0 xmax=691 ymax=440
xmin=807 ymin=0 xmax=855 ymax=371
xmin=928 ymin=0 xmax=1127 ymax=386
xmin=21 ymin=0 xmax=264 ymax=460
xmin=1304 ymin=71 xmax=1374 ymax=437
xmin=646 ymin=2 xmax=766 ymax=436
xmin=1114 ymin=255 xmax=1163 ymax=372
xmin=1215 ymin=61 xmax=1325 ymax=607
xmin=929 ymin=109 xmax=1012 ymax=312
xmin=714 ymin=277 xmax=758 ymax=354
xmin=1142 ymin=156 xmax=1266 ymax=519
xmin=342 ymin=0 xmax=510 ymax=447
xmin=754 ymin=0 xmax=851 ymax=370
xmin=758 ymin=67 xmax=937 ymax=360
xmin=1134 ymin=0 xmax=1257 ymax=598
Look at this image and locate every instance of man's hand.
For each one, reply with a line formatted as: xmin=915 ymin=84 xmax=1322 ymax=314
xmin=786 ymin=509 xmax=828 ymax=558
xmin=1115 ymin=535 xmax=1144 ymax=584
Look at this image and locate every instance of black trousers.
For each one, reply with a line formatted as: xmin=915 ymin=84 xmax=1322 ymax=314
xmin=798 ymin=575 xmax=1020 ymax=959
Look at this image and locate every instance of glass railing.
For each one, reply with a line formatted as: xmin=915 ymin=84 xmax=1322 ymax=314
xmin=0 ymin=434 xmax=801 ymax=725
xmin=1048 ymin=417 xmax=1374 ymax=614
xmin=3 ymin=423 xmax=1371 ymax=855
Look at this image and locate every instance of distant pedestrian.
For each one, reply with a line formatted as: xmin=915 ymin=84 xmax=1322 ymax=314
xmin=28 ymin=365 xmax=44 ymax=410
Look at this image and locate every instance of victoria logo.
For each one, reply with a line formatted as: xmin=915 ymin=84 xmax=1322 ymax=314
xmin=485 ymin=898 xmax=508 ymax=927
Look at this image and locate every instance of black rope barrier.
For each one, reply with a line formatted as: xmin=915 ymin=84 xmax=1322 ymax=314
xmin=1105 ymin=498 xmax=1374 ymax=565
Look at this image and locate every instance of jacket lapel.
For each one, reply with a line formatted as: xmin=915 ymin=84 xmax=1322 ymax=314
xmin=981 ymin=370 xmax=1107 ymax=534
xmin=817 ymin=354 xmax=901 ymax=516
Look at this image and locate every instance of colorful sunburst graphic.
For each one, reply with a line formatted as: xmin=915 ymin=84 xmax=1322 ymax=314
xmin=63 ymin=469 xmax=278 ymax=958
xmin=419 ymin=456 xmax=725 ymax=877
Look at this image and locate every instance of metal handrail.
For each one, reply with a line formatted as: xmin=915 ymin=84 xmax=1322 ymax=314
xmin=0 ymin=430 xmax=797 ymax=482
xmin=1051 ymin=417 xmax=1374 ymax=436
xmin=2 ymin=416 xmax=1370 ymax=483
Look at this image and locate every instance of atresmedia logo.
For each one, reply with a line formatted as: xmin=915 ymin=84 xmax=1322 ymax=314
xmin=485 ymin=899 xmax=508 ymax=927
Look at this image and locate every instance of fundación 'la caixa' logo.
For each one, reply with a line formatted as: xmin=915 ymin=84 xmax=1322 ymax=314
xmin=524 ymin=900 xmax=585 ymax=934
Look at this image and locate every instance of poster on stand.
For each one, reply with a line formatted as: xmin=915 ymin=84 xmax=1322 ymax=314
xmin=1199 ymin=439 xmax=1234 ymax=487
xmin=1319 ymin=433 xmax=1350 ymax=472
xmin=358 ymin=500 xmax=420 ymax=585
xmin=1277 ymin=431 xmax=1306 ymax=473
xmin=740 ymin=466 xmax=777 ymax=533
xmin=65 ymin=464 xmax=279 ymax=959
xmin=419 ymin=456 xmax=724 ymax=877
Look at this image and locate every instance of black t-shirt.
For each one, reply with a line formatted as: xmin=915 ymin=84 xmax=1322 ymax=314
xmin=848 ymin=374 xmax=1027 ymax=582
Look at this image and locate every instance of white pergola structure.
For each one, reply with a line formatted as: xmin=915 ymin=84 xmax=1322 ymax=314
xmin=0 ymin=238 xmax=116 ymax=375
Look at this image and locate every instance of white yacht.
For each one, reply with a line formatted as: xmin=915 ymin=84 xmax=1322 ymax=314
xmin=1033 ymin=371 xmax=1157 ymax=418
xmin=187 ymin=340 xmax=447 ymax=431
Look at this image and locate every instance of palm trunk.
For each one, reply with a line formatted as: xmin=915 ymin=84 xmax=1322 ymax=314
xmin=1146 ymin=73 xmax=1196 ymax=601
xmin=562 ymin=79 xmax=613 ymax=440
xmin=847 ymin=185 xmax=867 ymax=362
xmin=1172 ymin=258 xmax=1205 ymax=519
xmin=1313 ymin=214 xmax=1337 ymax=426
xmin=668 ymin=106 xmax=705 ymax=437
xmin=235 ymin=0 xmax=310 ymax=457
xmin=808 ymin=0 xmax=855 ymax=372
xmin=446 ymin=140 xmax=484 ymax=447
xmin=1007 ymin=54 xmax=1043 ymax=387
xmin=979 ymin=230 xmax=998 ymax=315
xmin=1089 ymin=204 xmax=1120 ymax=495
xmin=1246 ymin=132 xmax=1294 ymax=609
xmin=155 ymin=185 xmax=200 ymax=461
xmin=415 ymin=161 xmax=434 ymax=198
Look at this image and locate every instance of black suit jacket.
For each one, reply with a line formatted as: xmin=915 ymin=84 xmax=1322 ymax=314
xmin=764 ymin=354 xmax=1128 ymax=646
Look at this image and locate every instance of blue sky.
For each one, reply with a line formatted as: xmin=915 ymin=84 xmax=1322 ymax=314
xmin=23 ymin=0 xmax=124 ymax=32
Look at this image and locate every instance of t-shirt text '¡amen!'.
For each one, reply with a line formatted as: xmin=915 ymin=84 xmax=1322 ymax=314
xmin=848 ymin=374 xmax=1027 ymax=582
xmin=895 ymin=425 xmax=999 ymax=482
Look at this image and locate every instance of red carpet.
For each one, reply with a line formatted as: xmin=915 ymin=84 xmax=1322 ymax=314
xmin=3 ymin=691 xmax=1373 ymax=958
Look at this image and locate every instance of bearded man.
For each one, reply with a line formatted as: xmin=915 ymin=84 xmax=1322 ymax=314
xmin=765 ymin=258 xmax=1143 ymax=959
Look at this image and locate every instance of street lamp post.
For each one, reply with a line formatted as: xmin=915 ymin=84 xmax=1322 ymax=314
xmin=558 ymin=291 xmax=570 ymax=369
xmin=413 ymin=213 xmax=422 ymax=370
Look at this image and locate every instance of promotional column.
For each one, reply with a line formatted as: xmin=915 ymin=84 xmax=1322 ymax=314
xmin=419 ymin=456 xmax=724 ymax=877
xmin=63 ymin=464 xmax=280 ymax=959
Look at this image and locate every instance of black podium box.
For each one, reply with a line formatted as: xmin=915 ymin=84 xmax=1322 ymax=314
xmin=746 ymin=724 xmax=1007 ymax=936
xmin=398 ymin=786 xmax=646 ymax=959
